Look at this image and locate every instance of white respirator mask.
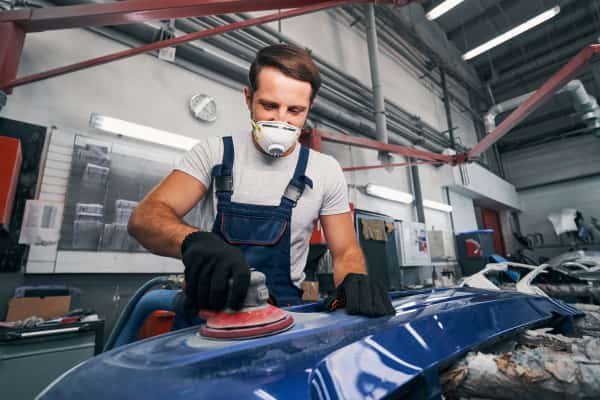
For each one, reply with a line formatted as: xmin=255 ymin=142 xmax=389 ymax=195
xmin=251 ymin=120 xmax=300 ymax=158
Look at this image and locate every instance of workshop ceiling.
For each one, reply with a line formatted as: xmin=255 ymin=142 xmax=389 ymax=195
xmin=424 ymin=0 xmax=600 ymax=101
xmin=423 ymin=0 xmax=600 ymax=152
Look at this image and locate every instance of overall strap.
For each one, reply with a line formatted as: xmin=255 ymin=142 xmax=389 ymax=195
xmin=212 ymin=136 xmax=234 ymax=200
xmin=282 ymin=146 xmax=313 ymax=207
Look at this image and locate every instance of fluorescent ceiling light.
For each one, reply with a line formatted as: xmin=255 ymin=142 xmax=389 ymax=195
xmin=426 ymin=0 xmax=464 ymax=21
xmin=89 ymin=113 xmax=199 ymax=151
xmin=423 ymin=199 xmax=453 ymax=213
xmin=463 ymin=6 xmax=560 ymax=60
xmin=365 ymin=184 xmax=414 ymax=204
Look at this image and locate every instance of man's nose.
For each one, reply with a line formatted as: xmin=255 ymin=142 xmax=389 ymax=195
xmin=274 ymin=107 xmax=286 ymax=122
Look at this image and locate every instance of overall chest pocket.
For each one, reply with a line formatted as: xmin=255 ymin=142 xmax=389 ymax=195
xmin=219 ymin=212 xmax=288 ymax=246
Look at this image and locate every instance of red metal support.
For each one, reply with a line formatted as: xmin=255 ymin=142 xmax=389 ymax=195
xmin=0 ymin=0 xmax=353 ymax=91
xmin=0 ymin=22 xmax=26 ymax=94
xmin=6 ymin=0 xmax=594 ymax=172
xmin=300 ymin=128 xmax=323 ymax=152
xmin=315 ymin=129 xmax=454 ymax=163
xmin=0 ymin=0 xmax=412 ymax=32
xmin=342 ymin=159 xmax=437 ymax=172
xmin=301 ymin=128 xmax=453 ymax=165
xmin=468 ymin=44 xmax=600 ymax=160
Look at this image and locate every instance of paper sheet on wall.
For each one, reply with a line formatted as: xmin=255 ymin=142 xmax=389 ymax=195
xmin=19 ymin=200 xmax=64 ymax=247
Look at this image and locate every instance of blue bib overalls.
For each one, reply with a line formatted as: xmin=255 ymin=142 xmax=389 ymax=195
xmin=211 ymin=136 xmax=313 ymax=306
xmin=110 ymin=137 xmax=313 ymax=346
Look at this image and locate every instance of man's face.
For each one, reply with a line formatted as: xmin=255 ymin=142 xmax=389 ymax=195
xmin=244 ymin=66 xmax=312 ymax=129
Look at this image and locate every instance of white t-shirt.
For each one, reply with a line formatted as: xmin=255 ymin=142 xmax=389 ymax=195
xmin=175 ymin=132 xmax=350 ymax=287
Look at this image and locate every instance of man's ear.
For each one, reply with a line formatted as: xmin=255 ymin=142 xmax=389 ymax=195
xmin=243 ymin=86 xmax=252 ymax=110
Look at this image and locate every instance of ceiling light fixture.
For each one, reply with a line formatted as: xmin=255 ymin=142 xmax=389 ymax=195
xmin=89 ymin=113 xmax=199 ymax=151
xmin=426 ymin=0 xmax=464 ymax=21
xmin=365 ymin=184 xmax=414 ymax=204
xmin=463 ymin=6 xmax=561 ymax=60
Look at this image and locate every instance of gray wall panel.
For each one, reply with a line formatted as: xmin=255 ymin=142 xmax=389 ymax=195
xmin=503 ymin=135 xmax=600 ymax=190
xmin=519 ymin=175 xmax=600 ymax=246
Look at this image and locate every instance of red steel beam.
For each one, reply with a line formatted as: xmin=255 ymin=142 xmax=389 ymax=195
xmin=300 ymin=128 xmax=323 ymax=152
xmin=342 ymin=159 xmax=437 ymax=172
xmin=0 ymin=0 xmax=412 ymax=33
xmin=316 ymin=129 xmax=454 ymax=163
xmin=469 ymin=44 xmax=600 ymax=159
xmin=0 ymin=0 xmax=355 ymax=91
xmin=0 ymin=22 xmax=26 ymax=94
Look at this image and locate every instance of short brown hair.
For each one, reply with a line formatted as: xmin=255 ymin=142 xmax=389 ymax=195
xmin=248 ymin=44 xmax=321 ymax=102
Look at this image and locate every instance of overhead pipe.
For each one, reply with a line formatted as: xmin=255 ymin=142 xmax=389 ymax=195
xmin=365 ymin=4 xmax=388 ymax=145
xmin=197 ymin=15 xmax=376 ymax=111
xmin=345 ymin=5 xmax=485 ymax=121
xmin=365 ymin=5 xmax=425 ymax=221
xmin=484 ymin=80 xmax=600 ymax=135
xmin=440 ymin=68 xmax=455 ymax=148
xmin=410 ymin=161 xmax=425 ymax=223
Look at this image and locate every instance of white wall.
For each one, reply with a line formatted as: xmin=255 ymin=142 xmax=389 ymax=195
xmin=448 ymin=190 xmax=478 ymax=233
xmin=447 ymin=163 xmax=521 ymax=210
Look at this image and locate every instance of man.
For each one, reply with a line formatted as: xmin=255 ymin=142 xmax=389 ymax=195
xmin=128 ymin=44 xmax=394 ymax=317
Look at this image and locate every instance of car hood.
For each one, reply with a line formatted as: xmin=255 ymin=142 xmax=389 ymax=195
xmin=38 ymin=287 xmax=581 ymax=400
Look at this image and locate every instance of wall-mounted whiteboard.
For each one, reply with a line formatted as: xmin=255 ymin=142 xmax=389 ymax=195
xmin=26 ymin=127 xmax=201 ymax=274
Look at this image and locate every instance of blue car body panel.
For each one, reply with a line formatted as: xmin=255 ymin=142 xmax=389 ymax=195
xmin=38 ymin=288 xmax=581 ymax=400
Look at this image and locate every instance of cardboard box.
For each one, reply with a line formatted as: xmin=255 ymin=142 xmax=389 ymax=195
xmin=6 ymin=296 xmax=71 ymax=322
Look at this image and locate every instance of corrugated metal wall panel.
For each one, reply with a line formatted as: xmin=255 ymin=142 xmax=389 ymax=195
xmin=519 ymin=175 xmax=600 ymax=245
xmin=502 ymin=135 xmax=600 ymax=189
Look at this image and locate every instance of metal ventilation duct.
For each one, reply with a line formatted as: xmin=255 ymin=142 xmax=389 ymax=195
xmin=484 ymin=80 xmax=600 ymax=137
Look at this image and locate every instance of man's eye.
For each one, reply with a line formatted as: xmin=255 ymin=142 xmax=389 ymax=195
xmin=289 ymin=109 xmax=303 ymax=115
xmin=263 ymin=104 xmax=277 ymax=110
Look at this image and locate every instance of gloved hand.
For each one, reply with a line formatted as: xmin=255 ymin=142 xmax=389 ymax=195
xmin=326 ymin=273 xmax=395 ymax=317
xmin=181 ymin=231 xmax=251 ymax=312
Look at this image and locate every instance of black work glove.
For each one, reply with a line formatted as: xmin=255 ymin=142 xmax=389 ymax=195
xmin=326 ymin=273 xmax=395 ymax=317
xmin=181 ymin=231 xmax=251 ymax=312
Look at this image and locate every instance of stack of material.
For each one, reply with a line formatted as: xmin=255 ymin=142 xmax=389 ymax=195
xmin=72 ymin=203 xmax=104 ymax=249
xmin=101 ymin=199 xmax=143 ymax=251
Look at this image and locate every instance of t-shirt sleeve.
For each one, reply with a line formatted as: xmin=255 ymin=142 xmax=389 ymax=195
xmin=320 ymin=155 xmax=350 ymax=216
xmin=174 ymin=136 xmax=223 ymax=188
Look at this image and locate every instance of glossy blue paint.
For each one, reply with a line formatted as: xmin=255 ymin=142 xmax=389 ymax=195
xmin=37 ymin=288 xmax=581 ymax=400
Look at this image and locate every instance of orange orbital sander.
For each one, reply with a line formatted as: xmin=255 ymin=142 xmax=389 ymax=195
xmin=199 ymin=271 xmax=295 ymax=340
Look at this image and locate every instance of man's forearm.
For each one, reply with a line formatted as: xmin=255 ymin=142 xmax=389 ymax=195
xmin=332 ymin=245 xmax=368 ymax=287
xmin=128 ymin=200 xmax=198 ymax=258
